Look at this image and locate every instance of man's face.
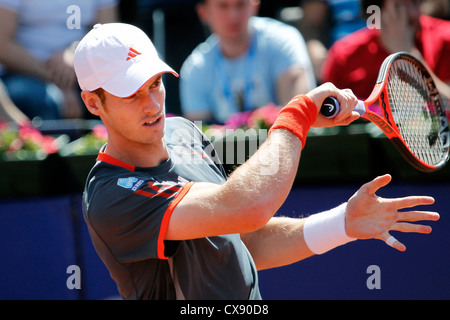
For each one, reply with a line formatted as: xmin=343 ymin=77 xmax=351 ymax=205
xmin=198 ymin=0 xmax=259 ymax=39
xmin=97 ymin=74 xmax=167 ymax=148
xmin=387 ymin=0 xmax=422 ymax=31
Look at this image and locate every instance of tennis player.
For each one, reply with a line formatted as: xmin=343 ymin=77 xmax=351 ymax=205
xmin=74 ymin=23 xmax=439 ymax=300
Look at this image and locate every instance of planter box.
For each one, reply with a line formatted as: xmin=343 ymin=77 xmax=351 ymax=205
xmin=0 ymin=153 xmax=87 ymax=199
xmin=2 ymin=122 xmax=449 ymax=198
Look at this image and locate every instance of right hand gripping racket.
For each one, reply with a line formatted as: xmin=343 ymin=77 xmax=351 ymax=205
xmin=321 ymin=52 xmax=449 ymax=172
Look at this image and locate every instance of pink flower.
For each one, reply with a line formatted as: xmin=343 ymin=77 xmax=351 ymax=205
xmin=18 ymin=124 xmax=59 ymax=154
xmin=18 ymin=125 xmax=42 ymax=145
xmin=247 ymin=103 xmax=281 ymax=129
xmin=40 ymin=135 xmax=59 ymax=154
xmin=92 ymin=124 xmax=108 ymax=140
xmin=1 ymin=122 xmax=61 ymax=157
xmin=225 ymin=111 xmax=252 ymax=129
xmin=0 ymin=121 xmax=9 ymax=131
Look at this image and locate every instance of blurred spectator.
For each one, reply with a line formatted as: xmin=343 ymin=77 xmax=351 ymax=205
xmin=130 ymin=0 xmax=205 ymax=117
xmin=296 ymin=0 xmax=366 ymax=83
xmin=180 ymin=0 xmax=316 ymax=124
xmin=420 ymin=0 xmax=450 ymax=20
xmin=0 ymin=79 xmax=28 ymax=125
xmin=0 ymin=0 xmax=118 ymax=121
xmin=322 ymin=0 xmax=450 ymax=101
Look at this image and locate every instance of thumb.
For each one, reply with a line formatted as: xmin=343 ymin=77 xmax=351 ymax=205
xmin=363 ymin=174 xmax=392 ymax=196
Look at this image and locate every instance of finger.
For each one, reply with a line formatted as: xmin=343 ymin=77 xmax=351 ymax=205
xmin=335 ymin=90 xmax=357 ymax=122
xmin=362 ymin=174 xmax=392 ymax=196
xmin=382 ymin=233 xmax=406 ymax=252
xmin=397 ymin=210 xmax=440 ymax=222
xmin=334 ymin=112 xmax=360 ymax=126
xmin=391 ymin=222 xmax=432 ymax=234
xmin=385 ymin=235 xmax=397 ymax=247
xmin=388 ymin=196 xmax=435 ymax=210
xmin=342 ymin=89 xmax=358 ymax=108
xmin=335 ymin=102 xmax=356 ymax=122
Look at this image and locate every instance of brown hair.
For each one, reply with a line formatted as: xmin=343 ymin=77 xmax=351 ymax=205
xmin=92 ymin=87 xmax=106 ymax=105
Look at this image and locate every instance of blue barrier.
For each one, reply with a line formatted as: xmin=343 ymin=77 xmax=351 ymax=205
xmin=0 ymin=182 xmax=448 ymax=299
xmin=0 ymin=196 xmax=80 ymax=299
xmin=260 ymin=182 xmax=450 ymax=299
xmin=0 ymin=195 xmax=118 ymax=300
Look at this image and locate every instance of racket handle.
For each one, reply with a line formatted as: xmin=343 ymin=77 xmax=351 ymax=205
xmin=320 ymin=97 xmax=366 ymax=118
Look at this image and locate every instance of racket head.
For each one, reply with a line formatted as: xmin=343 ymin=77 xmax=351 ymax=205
xmin=363 ymin=52 xmax=449 ymax=172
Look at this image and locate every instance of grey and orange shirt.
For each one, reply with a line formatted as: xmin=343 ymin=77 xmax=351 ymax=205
xmin=82 ymin=117 xmax=261 ymax=300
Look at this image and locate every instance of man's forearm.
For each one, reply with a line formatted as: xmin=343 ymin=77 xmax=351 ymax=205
xmin=221 ymin=129 xmax=302 ymax=225
xmin=215 ymin=95 xmax=317 ymax=231
xmin=168 ymin=86 xmax=359 ymax=240
xmin=166 ymin=129 xmax=303 ymax=240
xmin=241 ymin=216 xmax=314 ymax=271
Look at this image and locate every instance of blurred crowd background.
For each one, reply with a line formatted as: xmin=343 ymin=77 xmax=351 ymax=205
xmin=0 ymin=0 xmax=449 ymax=127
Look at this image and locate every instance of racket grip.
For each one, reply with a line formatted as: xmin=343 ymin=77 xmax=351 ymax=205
xmin=320 ymin=97 xmax=366 ymax=118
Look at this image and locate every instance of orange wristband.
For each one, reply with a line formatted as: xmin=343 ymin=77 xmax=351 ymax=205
xmin=270 ymin=95 xmax=318 ymax=149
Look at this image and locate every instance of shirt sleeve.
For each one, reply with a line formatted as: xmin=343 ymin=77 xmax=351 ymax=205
xmin=85 ymin=175 xmax=195 ymax=263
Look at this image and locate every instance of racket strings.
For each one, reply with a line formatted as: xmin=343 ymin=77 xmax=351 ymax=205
xmin=387 ymin=59 xmax=443 ymax=166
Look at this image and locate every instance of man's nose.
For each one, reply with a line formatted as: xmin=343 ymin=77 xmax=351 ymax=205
xmin=141 ymin=92 xmax=161 ymax=113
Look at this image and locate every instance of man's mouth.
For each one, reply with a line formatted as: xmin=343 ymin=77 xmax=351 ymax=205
xmin=143 ymin=115 xmax=162 ymax=126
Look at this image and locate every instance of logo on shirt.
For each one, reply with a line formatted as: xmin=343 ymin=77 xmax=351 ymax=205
xmin=117 ymin=177 xmax=144 ymax=191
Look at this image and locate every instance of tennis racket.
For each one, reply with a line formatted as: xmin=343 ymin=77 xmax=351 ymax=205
xmin=321 ymin=52 xmax=449 ymax=173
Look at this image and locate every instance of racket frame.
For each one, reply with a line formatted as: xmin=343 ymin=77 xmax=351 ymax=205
xmin=354 ymin=52 xmax=449 ymax=172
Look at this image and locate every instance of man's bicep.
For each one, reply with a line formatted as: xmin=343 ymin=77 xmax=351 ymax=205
xmin=166 ymin=181 xmax=263 ymax=241
xmin=165 ymin=182 xmax=224 ymax=240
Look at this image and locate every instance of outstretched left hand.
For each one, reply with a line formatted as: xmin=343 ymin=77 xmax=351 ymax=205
xmin=345 ymin=174 xmax=440 ymax=251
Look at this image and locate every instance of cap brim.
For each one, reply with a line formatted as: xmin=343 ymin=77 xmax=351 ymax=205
xmin=101 ymin=58 xmax=178 ymax=98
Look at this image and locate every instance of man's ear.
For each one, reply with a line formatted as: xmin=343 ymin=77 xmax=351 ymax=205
xmin=81 ymin=91 xmax=102 ymax=116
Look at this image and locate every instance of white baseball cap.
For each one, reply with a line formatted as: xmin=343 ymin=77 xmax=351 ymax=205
xmin=74 ymin=23 xmax=178 ymax=98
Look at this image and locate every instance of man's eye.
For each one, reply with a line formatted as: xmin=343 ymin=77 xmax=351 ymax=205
xmin=152 ymin=79 xmax=162 ymax=88
xmin=125 ymin=94 xmax=137 ymax=100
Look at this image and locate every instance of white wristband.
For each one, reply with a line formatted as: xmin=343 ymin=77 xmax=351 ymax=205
xmin=303 ymin=203 xmax=356 ymax=255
